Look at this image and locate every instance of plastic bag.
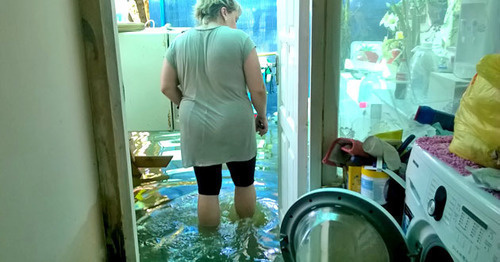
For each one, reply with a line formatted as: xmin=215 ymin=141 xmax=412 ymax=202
xmin=449 ymin=54 xmax=500 ymax=168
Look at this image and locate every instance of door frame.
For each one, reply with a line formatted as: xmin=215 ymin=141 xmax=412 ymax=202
xmin=310 ymin=0 xmax=342 ymax=187
xmin=79 ymin=0 xmax=138 ymax=261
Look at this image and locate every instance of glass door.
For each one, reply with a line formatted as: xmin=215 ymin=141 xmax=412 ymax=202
xmin=338 ymin=0 xmax=464 ymax=142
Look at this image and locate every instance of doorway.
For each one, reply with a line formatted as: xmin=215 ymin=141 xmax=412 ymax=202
xmin=79 ymin=0 xmax=324 ymax=259
xmin=114 ymin=0 xmax=287 ymax=260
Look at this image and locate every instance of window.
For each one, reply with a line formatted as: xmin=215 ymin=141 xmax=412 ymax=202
xmin=158 ymin=0 xmax=277 ymax=52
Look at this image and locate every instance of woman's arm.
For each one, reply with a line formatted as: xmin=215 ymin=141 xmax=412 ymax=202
xmin=244 ymin=48 xmax=268 ymax=136
xmin=160 ymin=59 xmax=182 ymax=105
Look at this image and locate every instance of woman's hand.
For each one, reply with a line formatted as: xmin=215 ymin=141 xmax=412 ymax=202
xmin=245 ymin=48 xmax=268 ymax=136
xmin=255 ymin=115 xmax=268 ymax=136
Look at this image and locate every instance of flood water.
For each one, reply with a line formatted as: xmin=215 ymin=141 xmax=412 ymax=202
xmin=132 ymin=118 xmax=282 ymax=261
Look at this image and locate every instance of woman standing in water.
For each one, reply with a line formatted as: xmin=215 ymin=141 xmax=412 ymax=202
xmin=161 ymin=0 xmax=268 ymax=227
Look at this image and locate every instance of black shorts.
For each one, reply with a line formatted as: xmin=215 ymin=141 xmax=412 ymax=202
xmin=193 ymin=156 xmax=256 ymax=196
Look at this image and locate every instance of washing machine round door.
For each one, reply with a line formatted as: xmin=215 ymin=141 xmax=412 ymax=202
xmin=280 ymin=188 xmax=409 ymax=262
xmin=405 ymin=219 xmax=454 ymax=262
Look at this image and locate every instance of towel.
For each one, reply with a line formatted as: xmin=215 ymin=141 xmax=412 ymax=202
xmin=416 ymin=135 xmax=500 ymax=200
xmin=323 ymin=138 xmax=371 ymax=167
xmin=466 ymin=167 xmax=500 ymax=191
xmin=416 ymin=136 xmax=480 ymax=176
xmin=362 ymin=136 xmax=401 ymax=171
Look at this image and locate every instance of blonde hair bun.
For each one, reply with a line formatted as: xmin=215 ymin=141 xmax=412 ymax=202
xmin=194 ymin=0 xmax=241 ymax=24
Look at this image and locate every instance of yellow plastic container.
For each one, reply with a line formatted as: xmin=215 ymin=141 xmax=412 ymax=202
xmin=361 ymin=166 xmax=389 ymax=205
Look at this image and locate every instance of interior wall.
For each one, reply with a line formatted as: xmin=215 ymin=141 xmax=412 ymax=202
xmin=0 ymin=1 xmax=106 ymax=261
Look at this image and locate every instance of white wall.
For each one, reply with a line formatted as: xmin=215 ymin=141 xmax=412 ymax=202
xmin=0 ymin=1 xmax=106 ymax=261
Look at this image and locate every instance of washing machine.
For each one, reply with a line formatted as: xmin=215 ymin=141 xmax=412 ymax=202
xmin=403 ymin=144 xmax=500 ymax=262
xmin=280 ymin=144 xmax=500 ymax=261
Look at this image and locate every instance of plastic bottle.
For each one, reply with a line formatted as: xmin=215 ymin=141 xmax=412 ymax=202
xmin=358 ymin=72 xmax=381 ymax=104
xmin=394 ymin=58 xmax=409 ymax=99
xmin=409 ymin=43 xmax=438 ymax=103
xmin=357 ymin=73 xmax=382 ymax=138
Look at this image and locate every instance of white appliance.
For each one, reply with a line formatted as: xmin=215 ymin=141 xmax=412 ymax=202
xmin=280 ymin=188 xmax=410 ymax=261
xmin=426 ymin=72 xmax=470 ymax=114
xmin=279 ymin=144 xmax=500 ymax=261
xmin=118 ymin=27 xmax=187 ymax=132
xmin=454 ymin=0 xmax=500 ymax=79
xmin=404 ymin=144 xmax=500 ymax=262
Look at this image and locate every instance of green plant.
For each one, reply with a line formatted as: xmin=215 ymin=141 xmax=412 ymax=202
xmin=391 ymin=0 xmax=427 ymax=60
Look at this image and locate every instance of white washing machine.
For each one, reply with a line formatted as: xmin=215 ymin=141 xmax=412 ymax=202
xmin=279 ymin=144 xmax=500 ymax=261
xmin=404 ymin=144 xmax=500 ymax=262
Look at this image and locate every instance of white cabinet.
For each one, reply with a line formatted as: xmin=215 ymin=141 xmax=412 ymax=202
xmin=118 ymin=27 xmax=186 ymax=132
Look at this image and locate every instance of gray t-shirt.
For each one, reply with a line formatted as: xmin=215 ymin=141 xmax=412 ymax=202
xmin=165 ymin=26 xmax=257 ymax=167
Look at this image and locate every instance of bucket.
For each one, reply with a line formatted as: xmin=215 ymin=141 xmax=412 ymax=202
xmin=361 ymin=166 xmax=389 ymax=205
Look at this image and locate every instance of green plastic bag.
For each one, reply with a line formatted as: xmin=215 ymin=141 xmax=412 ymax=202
xmin=449 ymin=54 xmax=500 ymax=168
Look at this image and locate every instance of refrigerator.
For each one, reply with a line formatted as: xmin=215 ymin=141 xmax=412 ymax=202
xmin=118 ymin=27 xmax=187 ymax=132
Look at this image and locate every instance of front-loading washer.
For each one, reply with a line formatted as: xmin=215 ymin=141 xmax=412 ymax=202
xmin=280 ymin=188 xmax=410 ymax=262
xmin=279 ymin=144 xmax=500 ymax=261
xmin=404 ymin=144 xmax=500 ymax=262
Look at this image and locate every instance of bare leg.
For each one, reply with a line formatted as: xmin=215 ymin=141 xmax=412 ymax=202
xmin=234 ymin=184 xmax=256 ymax=218
xmin=198 ymin=194 xmax=220 ymax=227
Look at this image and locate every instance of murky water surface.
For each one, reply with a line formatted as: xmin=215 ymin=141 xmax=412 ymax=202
xmin=136 ymin=170 xmax=282 ymax=261
xmin=132 ymin=119 xmax=282 ymax=261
